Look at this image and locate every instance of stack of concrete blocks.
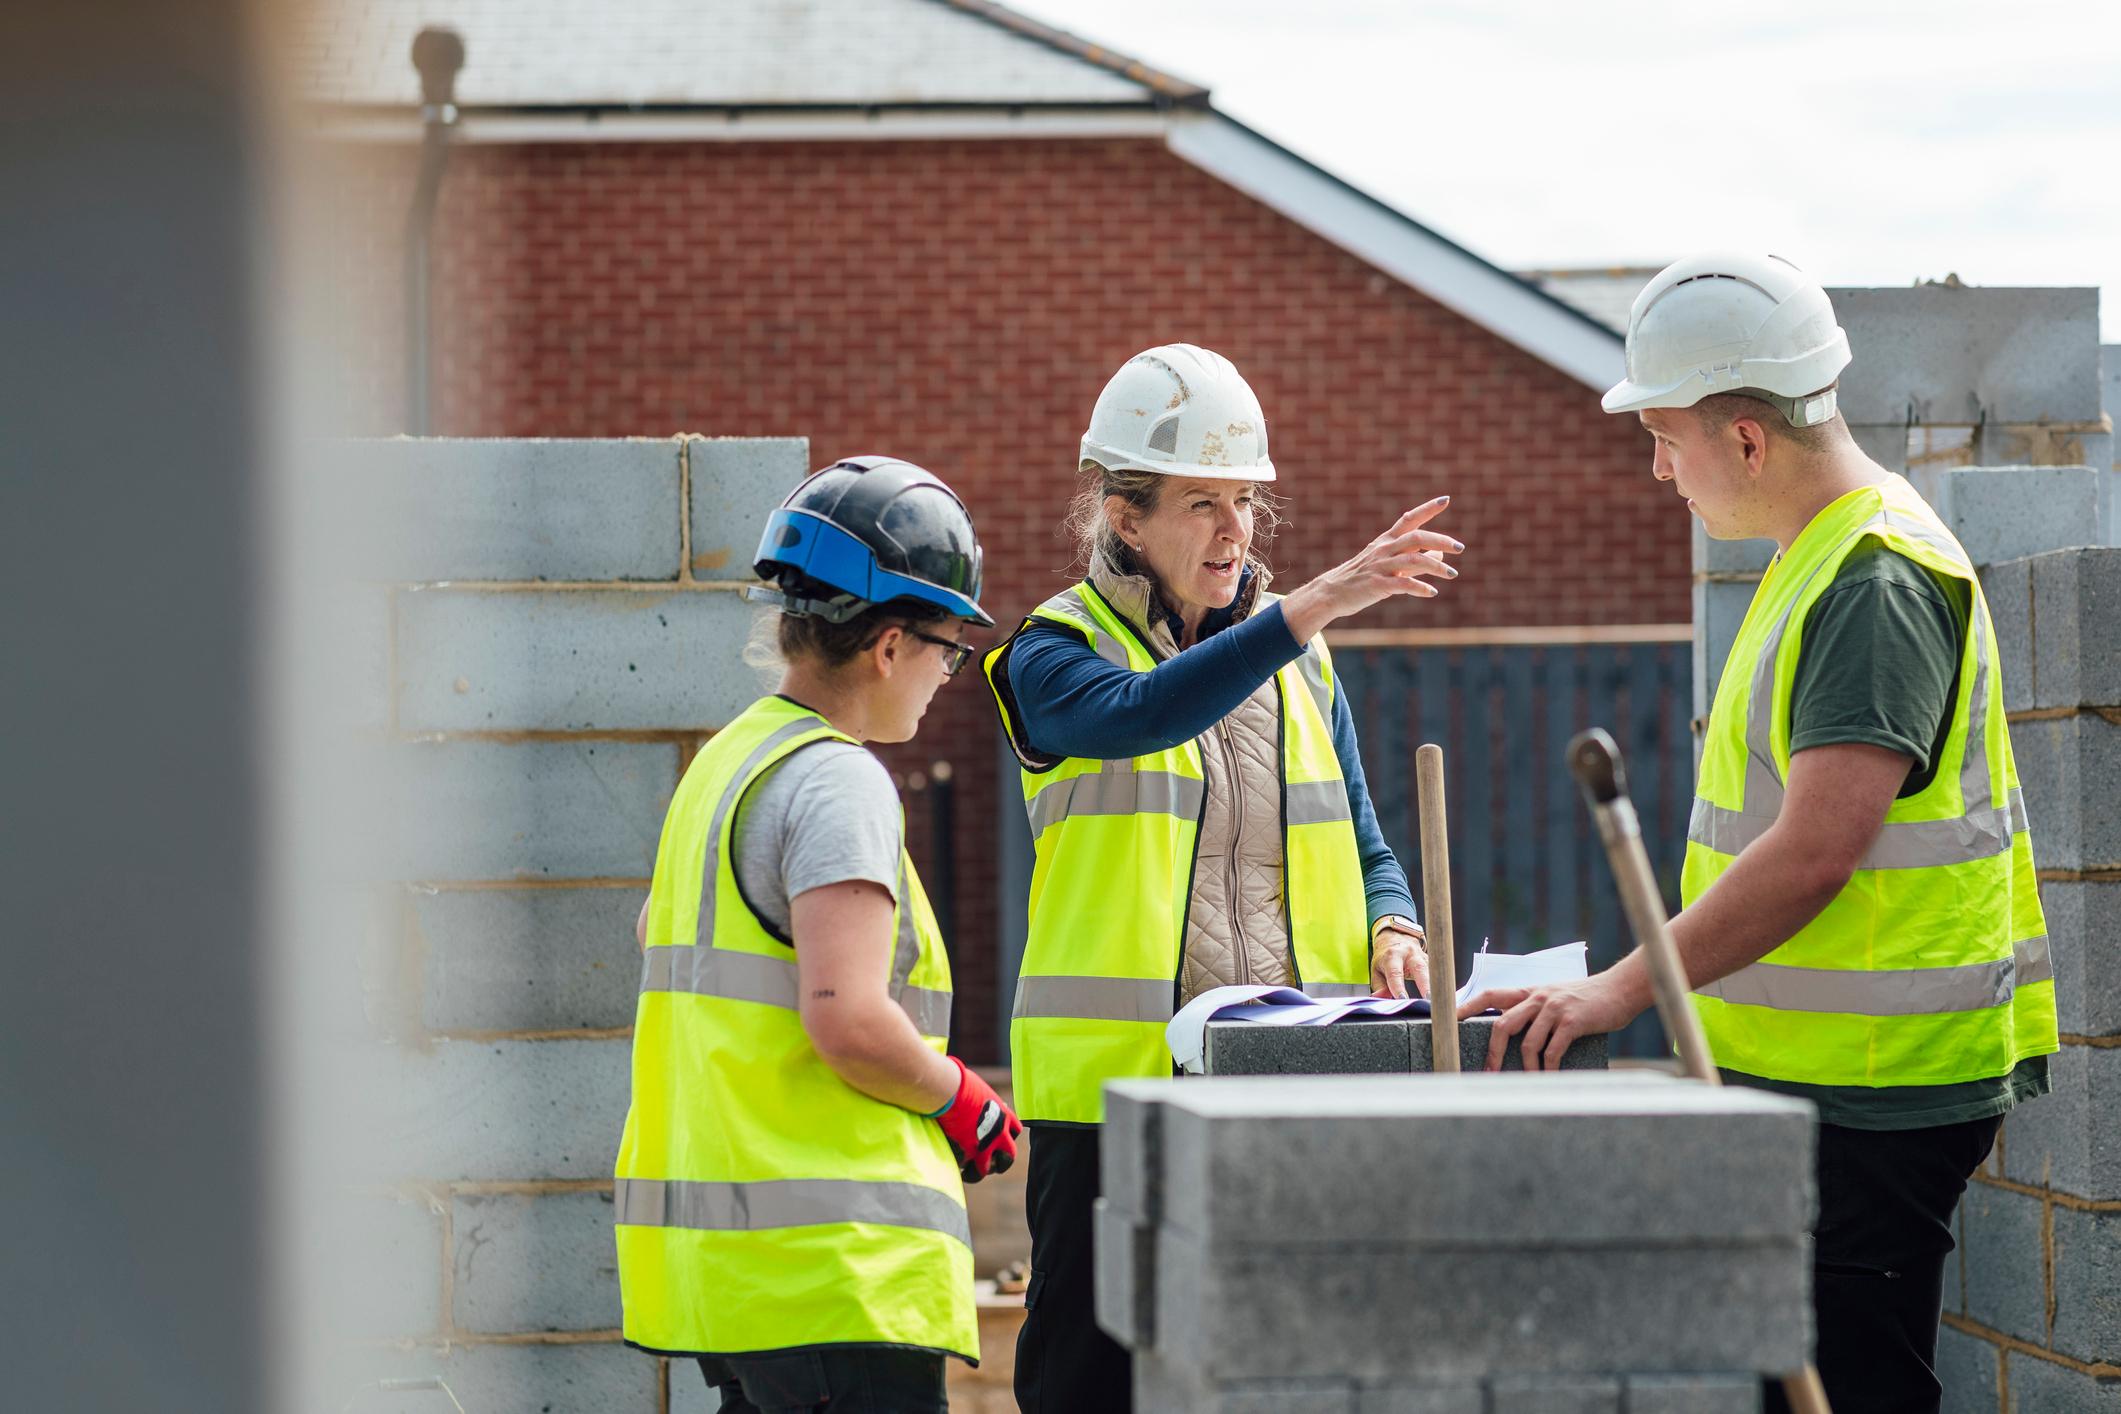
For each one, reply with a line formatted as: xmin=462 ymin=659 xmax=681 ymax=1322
xmin=1097 ymin=1073 xmax=1814 ymax=1412
xmin=331 ymin=436 xmax=805 ymax=1414
xmin=1202 ymin=1015 xmax=1607 ymax=1075
xmin=1691 ymin=294 xmax=2121 ymax=1408
xmin=1939 ymin=538 xmax=2121 ymax=1406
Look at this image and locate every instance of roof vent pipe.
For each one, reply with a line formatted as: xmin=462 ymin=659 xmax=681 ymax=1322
xmin=404 ymin=27 xmax=464 ymax=435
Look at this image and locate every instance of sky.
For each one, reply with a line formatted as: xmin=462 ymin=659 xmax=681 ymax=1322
xmin=1006 ymin=0 xmax=2121 ymax=341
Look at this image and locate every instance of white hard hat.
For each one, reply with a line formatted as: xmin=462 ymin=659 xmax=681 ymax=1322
xmin=1602 ymin=252 xmax=1852 ymax=428
xmin=1081 ymin=343 xmax=1275 ymax=482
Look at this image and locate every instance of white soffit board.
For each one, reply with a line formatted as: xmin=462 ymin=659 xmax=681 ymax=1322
xmin=313 ymin=108 xmax=1171 ymax=144
xmin=1167 ymin=112 xmax=1623 ymax=392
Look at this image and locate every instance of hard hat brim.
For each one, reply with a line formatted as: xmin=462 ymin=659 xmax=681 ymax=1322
xmin=1080 ymin=437 xmax=1277 ymax=483
xmin=1600 ymin=376 xmax=1698 ymax=416
xmin=754 ymin=508 xmax=994 ymax=626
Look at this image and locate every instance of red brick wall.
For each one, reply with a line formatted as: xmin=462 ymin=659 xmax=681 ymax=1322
xmin=391 ymin=136 xmax=1677 ymax=1058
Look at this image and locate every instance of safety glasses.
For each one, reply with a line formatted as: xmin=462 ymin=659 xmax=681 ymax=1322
xmin=908 ymin=629 xmax=975 ymax=678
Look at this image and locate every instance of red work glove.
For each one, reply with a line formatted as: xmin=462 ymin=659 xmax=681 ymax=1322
xmin=931 ymin=1057 xmax=1022 ymax=1183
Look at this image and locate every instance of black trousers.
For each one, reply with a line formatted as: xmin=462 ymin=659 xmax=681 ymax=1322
xmin=1015 ymin=1125 xmax=1134 ymax=1413
xmin=1765 ymin=1115 xmax=2002 ymax=1414
xmin=696 ymin=1346 xmax=947 ymax=1414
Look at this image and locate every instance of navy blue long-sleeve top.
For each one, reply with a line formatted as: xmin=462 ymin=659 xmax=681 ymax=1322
xmin=1006 ymin=591 xmax=1418 ymax=931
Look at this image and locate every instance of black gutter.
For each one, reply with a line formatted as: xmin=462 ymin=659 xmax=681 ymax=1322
xmin=403 ymin=27 xmax=464 ymax=435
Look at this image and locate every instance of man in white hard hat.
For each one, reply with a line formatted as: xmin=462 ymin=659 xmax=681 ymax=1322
xmin=1466 ymin=254 xmax=2058 ymax=1413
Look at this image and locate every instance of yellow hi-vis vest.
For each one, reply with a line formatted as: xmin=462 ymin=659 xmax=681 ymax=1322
xmin=983 ymin=581 xmax=1371 ymax=1124
xmin=613 ymin=694 xmax=978 ymax=1361
xmin=1684 ymin=475 xmax=2058 ymax=1086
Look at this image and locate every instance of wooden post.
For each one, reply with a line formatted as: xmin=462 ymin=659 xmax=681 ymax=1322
xmin=1415 ymin=743 xmax=1458 ymax=1073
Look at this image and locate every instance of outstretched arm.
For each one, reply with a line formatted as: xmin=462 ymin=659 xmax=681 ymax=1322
xmin=1467 ymin=741 xmax=1913 ymax=1069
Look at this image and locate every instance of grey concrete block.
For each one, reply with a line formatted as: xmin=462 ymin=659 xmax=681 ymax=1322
xmin=2007 ymin=1350 xmax=2121 ymax=1412
xmin=1490 ymin=1374 xmax=1620 ymax=1413
xmin=1693 ymin=578 xmax=1758 ymax=720
xmin=1961 ymin=1183 xmax=2047 ymax=1345
xmin=340 ymin=1340 xmax=657 ymax=1414
xmin=334 ymin=1192 xmax=444 ymax=1339
xmin=2004 ymin=1046 xmax=2121 ymax=1202
xmin=2051 ymin=1205 xmax=2121 ymax=1364
xmin=1103 ymin=1081 xmax=1168 ymax=1224
xmin=1979 ymin=558 xmax=2035 ymax=713
xmin=2032 ymin=547 xmax=2121 ymax=709
xmin=395 ymin=587 xmax=757 ymax=732
xmin=687 ymin=437 xmax=809 ymax=580
xmin=2042 ymin=879 xmax=2121 ymax=1038
xmin=1200 ymin=1017 xmax=1605 ymax=1076
xmin=1154 ymin=1074 xmax=1814 ymax=1246
xmin=1134 ymin=1355 xmax=1358 ymax=1414
xmin=2013 ymin=712 xmax=2121 ymax=874
xmin=1152 ymin=1230 xmax=1808 ymax=1381
xmin=1623 ymin=1374 xmax=1761 ymax=1414
xmin=355 ymin=1037 xmax=630 ymax=1183
xmin=1203 ymin=1018 xmax=1411 ymax=1075
xmin=1936 ymin=1325 xmax=2000 ymax=1414
xmin=1354 ymin=1384 xmax=1487 ymax=1414
xmin=392 ymin=739 xmax=677 ymax=881
xmin=1831 ymin=286 xmax=2103 ymax=427
xmin=1692 ymin=525 xmax=1776 ymax=576
xmin=417 ymin=886 xmax=643 ymax=1033
xmin=338 ymin=437 xmax=684 ymax=582
xmin=1408 ymin=1017 xmax=1607 ymax=1073
xmin=1942 ymin=467 xmax=2103 ymax=567
xmin=453 ymin=1189 xmax=619 ymax=1334
xmin=1092 ymin=1198 xmax=1155 ymax=1350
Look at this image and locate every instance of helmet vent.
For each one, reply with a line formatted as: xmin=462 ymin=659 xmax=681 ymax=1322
xmin=1146 ymin=416 xmax=1180 ymax=455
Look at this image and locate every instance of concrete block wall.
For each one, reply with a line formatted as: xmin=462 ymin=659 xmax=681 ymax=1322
xmin=1099 ymin=1074 xmax=1811 ymax=1409
xmin=1942 ymin=543 xmax=2121 ymax=1410
xmin=338 ymin=435 xmax=805 ymax=1414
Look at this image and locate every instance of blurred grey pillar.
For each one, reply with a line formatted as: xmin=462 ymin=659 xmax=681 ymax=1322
xmin=0 ymin=2 xmax=266 ymax=1411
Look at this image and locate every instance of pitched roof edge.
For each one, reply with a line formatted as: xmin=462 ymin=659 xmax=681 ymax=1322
xmin=931 ymin=0 xmax=1211 ymax=105
xmin=1166 ymin=110 xmax=1624 ymax=391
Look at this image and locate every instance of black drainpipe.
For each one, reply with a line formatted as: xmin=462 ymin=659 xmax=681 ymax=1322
xmin=404 ymin=27 xmax=465 ymax=435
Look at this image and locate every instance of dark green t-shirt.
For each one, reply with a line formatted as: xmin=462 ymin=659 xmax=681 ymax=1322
xmin=1720 ymin=541 xmax=2050 ymax=1130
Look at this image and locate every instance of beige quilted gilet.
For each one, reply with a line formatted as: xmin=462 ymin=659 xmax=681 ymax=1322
xmin=1085 ymin=553 xmax=1295 ymax=1004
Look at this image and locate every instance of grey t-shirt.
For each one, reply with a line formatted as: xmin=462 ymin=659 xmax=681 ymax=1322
xmin=731 ymin=738 xmax=903 ymax=940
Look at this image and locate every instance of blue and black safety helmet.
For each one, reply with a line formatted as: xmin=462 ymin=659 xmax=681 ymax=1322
xmin=749 ymin=455 xmax=993 ymax=627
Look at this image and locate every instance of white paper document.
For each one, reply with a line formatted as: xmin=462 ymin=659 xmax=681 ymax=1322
xmin=1163 ymin=942 xmax=1590 ymax=1073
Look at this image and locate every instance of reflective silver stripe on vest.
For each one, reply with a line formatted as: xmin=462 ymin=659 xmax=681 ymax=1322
xmin=642 ymin=945 xmax=953 ymax=1039
xmin=1295 ymin=643 xmax=1334 ymax=726
xmin=1688 ymin=788 xmax=2028 ymax=871
xmin=695 ymin=716 xmax=838 ymax=948
xmin=1695 ymin=513 xmax=2013 ymax=870
xmin=1013 ymin=975 xmax=1173 ymax=1024
xmin=1695 ymin=933 xmax=2052 ymax=1016
xmin=1025 ymin=768 xmax=1205 ymax=839
xmin=1286 ymin=780 xmax=1353 ymax=827
xmin=1304 ymin=982 xmax=1374 ymax=999
xmin=614 ymin=1176 xmax=970 ymax=1247
xmin=1040 ymin=593 xmax=1130 ymax=667
xmin=890 ymin=857 xmax=921 ymax=1002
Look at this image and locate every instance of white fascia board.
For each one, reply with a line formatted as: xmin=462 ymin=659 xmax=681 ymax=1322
xmin=313 ymin=107 xmax=1172 ymax=145
xmin=1166 ymin=111 xmax=1622 ymax=391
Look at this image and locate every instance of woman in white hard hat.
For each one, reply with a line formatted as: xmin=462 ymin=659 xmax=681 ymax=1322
xmin=981 ymin=344 xmax=1464 ymax=1411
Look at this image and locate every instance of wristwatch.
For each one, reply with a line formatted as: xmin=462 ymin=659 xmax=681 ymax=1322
xmin=1370 ymin=914 xmax=1424 ymax=945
